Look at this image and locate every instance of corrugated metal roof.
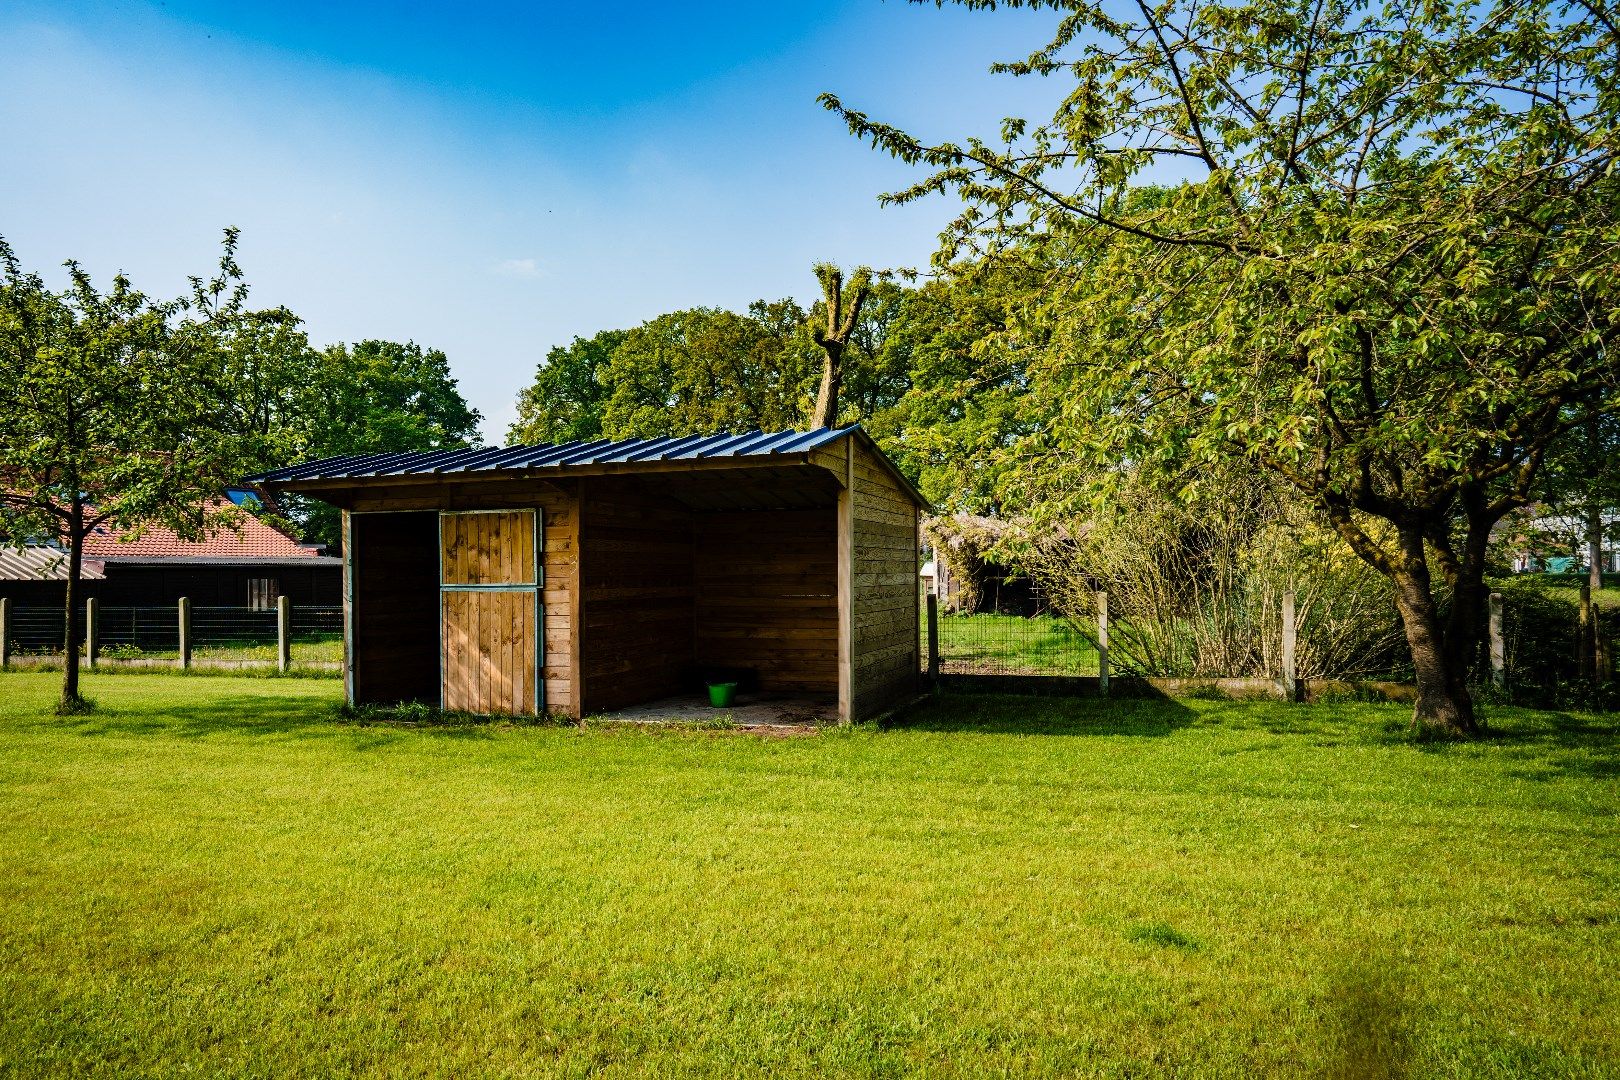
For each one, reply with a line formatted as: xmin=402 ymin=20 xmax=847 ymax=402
xmin=0 ymin=546 xmax=107 ymax=581
xmin=248 ymin=426 xmax=863 ymax=483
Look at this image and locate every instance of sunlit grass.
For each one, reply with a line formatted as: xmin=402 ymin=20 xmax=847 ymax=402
xmin=0 ymin=672 xmax=1615 ymax=1077
xmin=935 ymin=612 xmax=1100 ymax=675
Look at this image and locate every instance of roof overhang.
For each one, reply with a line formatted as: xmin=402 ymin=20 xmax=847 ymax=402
xmin=250 ymin=425 xmax=931 ymax=512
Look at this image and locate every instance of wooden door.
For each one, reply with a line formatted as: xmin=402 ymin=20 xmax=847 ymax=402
xmin=440 ymin=510 xmax=542 ymax=714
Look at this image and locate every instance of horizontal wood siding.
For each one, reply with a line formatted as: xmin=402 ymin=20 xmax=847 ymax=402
xmin=850 ymin=439 xmax=921 ymax=718
xmin=694 ymin=509 xmax=836 ymax=694
xmin=578 ymin=479 xmax=696 ymax=714
xmin=351 ymin=511 xmax=440 ymax=706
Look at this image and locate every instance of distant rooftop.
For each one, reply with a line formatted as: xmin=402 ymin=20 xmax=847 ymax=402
xmin=84 ymin=499 xmax=329 ymax=562
xmin=0 ymin=546 xmax=106 ymax=582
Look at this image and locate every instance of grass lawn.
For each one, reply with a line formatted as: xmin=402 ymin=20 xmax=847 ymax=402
xmin=0 ymin=674 xmax=1616 ymax=1077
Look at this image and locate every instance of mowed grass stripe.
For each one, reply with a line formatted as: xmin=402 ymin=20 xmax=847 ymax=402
xmin=0 ymin=673 xmax=1615 ymax=1077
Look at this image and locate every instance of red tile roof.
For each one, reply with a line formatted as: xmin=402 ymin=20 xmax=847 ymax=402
xmin=84 ymin=501 xmax=322 ymax=561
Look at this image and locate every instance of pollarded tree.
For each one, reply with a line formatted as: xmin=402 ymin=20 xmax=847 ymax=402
xmin=823 ymin=0 xmax=1620 ymax=736
xmin=809 ymin=264 xmax=874 ymax=428
xmin=0 ymin=231 xmax=267 ymax=711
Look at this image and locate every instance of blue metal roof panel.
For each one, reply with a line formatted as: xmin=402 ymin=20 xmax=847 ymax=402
xmin=244 ymin=425 xmax=874 ymax=484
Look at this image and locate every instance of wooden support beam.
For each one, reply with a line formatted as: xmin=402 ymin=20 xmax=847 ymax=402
xmin=837 ymin=438 xmax=854 ymax=722
xmin=926 ymin=592 xmax=940 ymax=686
xmin=1097 ymin=591 xmax=1109 ymax=695
xmin=342 ymin=510 xmax=355 ymax=706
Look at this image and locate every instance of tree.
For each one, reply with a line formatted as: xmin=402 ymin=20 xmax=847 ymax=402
xmin=508 ymin=329 xmax=625 ymax=445
xmin=824 ymin=0 xmax=1620 ymax=737
xmin=598 ymin=305 xmax=817 ymax=437
xmin=0 ymin=231 xmax=265 ymax=711
xmin=865 ymin=262 xmax=1050 ymax=511
xmin=809 ymin=264 xmax=875 ymax=428
xmin=290 ymin=340 xmax=483 ymax=547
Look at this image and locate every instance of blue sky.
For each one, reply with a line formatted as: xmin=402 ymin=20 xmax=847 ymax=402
xmin=1 ymin=1 xmax=1064 ymax=438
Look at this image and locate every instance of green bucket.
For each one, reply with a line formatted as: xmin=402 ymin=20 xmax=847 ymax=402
xmin=707 ymin=682 xmax=738 ymax=708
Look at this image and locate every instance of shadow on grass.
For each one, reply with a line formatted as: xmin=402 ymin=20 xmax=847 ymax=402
xmin=891 ymin=692 xmax=1200 ymax=736
xmin=55 ymin=697 xmax=513 ymax=744
xmin=1470 ymin=709 xmax=1620 ymax=783
xmin=1315 ymin=954 xmax=1414 ymax=1080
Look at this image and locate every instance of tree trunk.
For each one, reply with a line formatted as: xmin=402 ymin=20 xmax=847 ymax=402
xmin=1389 ymin=532 xmax=1480 ymax=738
xmin=811 ymin=341 xmax=843 ymax=429
xmin=61 ymin=504 xmax=85 ymax=710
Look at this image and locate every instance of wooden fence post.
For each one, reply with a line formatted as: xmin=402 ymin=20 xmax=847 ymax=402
xmin=178 ymin=597 xmax=192 ymax=670
xmin=1488 ymin=591 xmax=1506 ymax=688
xmin=0 ymin=597 xmax=10 ymax=668
xmin=1097 ymin=590 xmax=1110 ymax=695
xmin=277 ymin=595 xmax=292 ymax=673
xmin=85 ymin=597 xmax=99 ymax=667
xmin=926 ymin=593 xmax=940 ymax=687
xmin=1281 ymin=590 xmax=1298 ymax=702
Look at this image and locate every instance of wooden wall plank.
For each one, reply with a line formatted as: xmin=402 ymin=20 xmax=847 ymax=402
xmin=849 ymin=438 xmax=921 ymax=719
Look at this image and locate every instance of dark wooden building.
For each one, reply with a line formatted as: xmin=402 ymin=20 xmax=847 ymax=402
xmin=0 ymin=494 xmax=340 ymax=609
xmin=254 ymin=426 xmax=927 ymax=722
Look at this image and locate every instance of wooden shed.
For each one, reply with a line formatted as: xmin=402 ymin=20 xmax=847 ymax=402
xmin=251 ymin=426 xmax=927 ymax=722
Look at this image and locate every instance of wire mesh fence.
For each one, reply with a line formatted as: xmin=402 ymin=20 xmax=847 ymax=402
xmin=922 ymin=607 xmax=1100 ymax=676
xmin=2 ymin=605 xmax=343 ymax=664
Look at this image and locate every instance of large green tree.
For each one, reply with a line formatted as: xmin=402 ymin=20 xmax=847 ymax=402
xmin=508 ymin=329 xmax=626 ymax=445
xmin=825 ymin=0 xmax=1620 ymax=736
xmin=0 ymin=231 xmax=266 ymax=711
xmin=221 ymin=330 xmax=484 ymax=548
xmin=598 ymin=303 xmax=818 ymax=437
xmin=291 ymin=340 xmax=483 ymax=546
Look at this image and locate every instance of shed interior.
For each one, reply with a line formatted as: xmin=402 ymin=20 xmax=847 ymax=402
xmin=580 ymin=473 xmax=841 ymax=715
xmin=344 ymin=465 xmax=846 ymax=718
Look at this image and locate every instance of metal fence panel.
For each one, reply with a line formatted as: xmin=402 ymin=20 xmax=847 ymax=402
xmin=920 ymin=608 xmax=1100 ymax=676
xmin=3 ymin=605 xmax=343 ymax=657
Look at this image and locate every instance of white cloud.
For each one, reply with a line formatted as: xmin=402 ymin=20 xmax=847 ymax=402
xmin=496 ymin=257 xmax=539 ymax=278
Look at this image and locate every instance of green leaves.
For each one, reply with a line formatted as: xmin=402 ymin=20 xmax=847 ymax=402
xmin=0 ymin=229 xmax=259 ymax=547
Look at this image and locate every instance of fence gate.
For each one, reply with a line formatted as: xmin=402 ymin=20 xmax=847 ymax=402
xmin=439 ymin=510 xmax=542 ymax=715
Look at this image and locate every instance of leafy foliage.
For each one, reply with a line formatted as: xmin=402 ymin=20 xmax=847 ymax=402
xmin=507 ymin=329 xmax=625 ymax=444
xmin=823 ymin=0 xmax=1620 ymax=734
xmin=599 ymin=303 xmax=817 ymax=437
xmin=1009 ymin=471 xmax=1405 ymax=679
xmin=0 ymin=229 xmax=267 ymax=706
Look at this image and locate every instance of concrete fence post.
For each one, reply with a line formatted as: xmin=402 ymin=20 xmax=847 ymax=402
xmin=85 ymin=597 xmax=99 ymax=667
xmin=926 ymin=593 xmax=940 ymax=687
xmin=1488 ymin=591 xmax=1506 ymax=688
xmin=1281 ymin=590 xmax=1298 ymax=702
xmin=277 ymin=595 xmax=292 ymax=673
xmin=0 ymin=597 xmax=10 ymax=668
xmin=1578 ymin=582 xmax=1594 ymax=679
xmin=178 ymin=597 xmax=192 ymax=670
xmin=1097 ymin=591 xmax=1110 ymax=695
